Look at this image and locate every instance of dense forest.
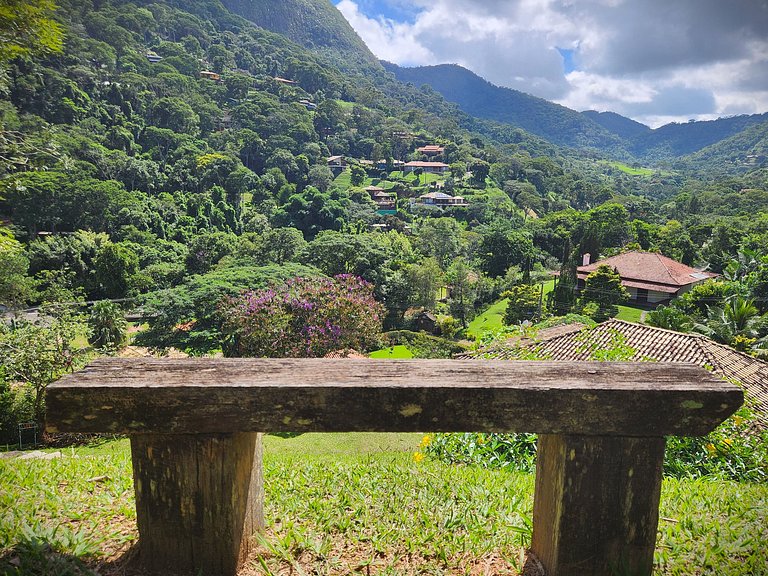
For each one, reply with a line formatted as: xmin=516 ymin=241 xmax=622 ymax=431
xmin=1 ymin=0 xmax=768 ymax=441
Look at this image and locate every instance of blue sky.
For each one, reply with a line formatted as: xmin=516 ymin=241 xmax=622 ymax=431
xmin=336 ymin=0 xmax=768 ymax=128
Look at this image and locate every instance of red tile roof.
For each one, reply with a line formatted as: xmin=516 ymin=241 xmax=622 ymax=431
xmin=578 ymin=251 xmax=717 ymax=287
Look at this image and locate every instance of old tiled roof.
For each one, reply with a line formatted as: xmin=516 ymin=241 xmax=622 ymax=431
xmin=578 ymin=251 xmax=717 ymax=287
xmin=456 ymin=323 xmax=586 ymax=360
xmin=460 ymin=319 xmax=768 ymax=426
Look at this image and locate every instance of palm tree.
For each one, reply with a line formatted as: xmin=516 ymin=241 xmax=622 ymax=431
xmin=694 ymin=296 xmax=762 ymax=346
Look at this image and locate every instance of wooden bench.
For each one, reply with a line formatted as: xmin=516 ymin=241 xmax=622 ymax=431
xmin=46 ymin=358 xmax=742 ymax=576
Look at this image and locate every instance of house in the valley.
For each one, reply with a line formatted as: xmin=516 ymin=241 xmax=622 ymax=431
xmin=576 ymin=251 xmax=717 ymax=307
xmin=199 ymin=70 xmax=221 ymax=81
xmin=404 ymin=161 xmax=450 ymax=174
xmin=418 ymin=191 xmax=467 ymax=207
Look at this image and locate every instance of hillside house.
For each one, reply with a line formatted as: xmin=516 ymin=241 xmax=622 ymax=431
xmin=200 ymin=70 xmax=221 ymax=81
xmin=577 ymin=251 xmax=717 ymax=307
xmin=416 ymin=145 xmax=444 ymax=156
xmin=366 ymin=185 xmax=396 ymax=210
xmin=145 ymin=52 xmax=163 ymax=63
xmin=418 ymin=191 xmax=467 ymax=207
xmin=274 ymin=76 xmax=297 ymax=85
xmin=327 ymin=155 xmax=346 ymax=176
xmin=404 ymin=161 xmax=450 ymax=174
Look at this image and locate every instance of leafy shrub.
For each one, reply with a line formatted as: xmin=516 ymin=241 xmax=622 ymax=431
xmin=421 ymin=409 xmax=767 ymax=483
xmin=664 ymin=406 xmax=767 ymax=482
xmin=423 ymin=432 xmax=538 ymax=473
xmin=502 ymin=284 xmax=541 ymax=325
xmin=220 ymin=275 xmax=384 ymax=357
xmin=384 ymin=330 xmax=469 ymax=358
xmin=87 ymin=300 xmax=127 ymax=352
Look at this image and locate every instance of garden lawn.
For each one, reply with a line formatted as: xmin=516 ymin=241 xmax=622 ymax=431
xmin=1 ymin=436 xmax=766 ymax=575
xmin=467 ymin=280 xmax=555 ymax=339
xmin=369 ymin=345 xmax=414 ymax=358
xmin=467 ymin=298 xmax=508 ymax=337
xmin=616 ymin=304 xmax=646 ymax=323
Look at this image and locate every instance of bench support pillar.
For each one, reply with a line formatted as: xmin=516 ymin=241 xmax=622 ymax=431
xmin=130 ymin=432 xmax=264 ymax=575
xmin=531 ymin=434 xmax=665 ymax=576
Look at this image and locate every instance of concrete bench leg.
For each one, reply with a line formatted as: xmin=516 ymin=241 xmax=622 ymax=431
xmin=130 ymin=432 xmax=264 ymax=575
xmin=531 ymin=434 xmax=665 ymax=576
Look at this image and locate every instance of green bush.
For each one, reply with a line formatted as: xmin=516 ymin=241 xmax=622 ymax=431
xmin=384 ymin=330 xmax=469 ymax=358
xmin=664 ymin=405 xmax=767 ymax=482
xmin=424 ymin=432 xmax=538 ymax=473
xmin=422 ymin=407 xmax=767 ymax=483
xmin=87 ymin=300 xmax=127 ymax=352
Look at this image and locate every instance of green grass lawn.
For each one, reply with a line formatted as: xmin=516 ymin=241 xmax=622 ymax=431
xmin=606 ymin=160 xmax=656 ymax=176
xmin=466 ymin=298 xmax=508 ymax=338
xmin=467 ymin=280 xmax=555 ymax=339
xmin=332 ymin=167 xmax=351 ymax=188
xmin=368 ymin=345 xmax=414 ymax=359
xmin=1 ymin=436 xmax=766 ymax=575
xmin=616 ymin=304 xmax=646 ymax=322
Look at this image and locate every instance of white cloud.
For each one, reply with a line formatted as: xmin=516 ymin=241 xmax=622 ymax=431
xmin=336 ymin=0 xmax=768 ymax=126
xmin=335 ymin=0 xmax=433 ymax=65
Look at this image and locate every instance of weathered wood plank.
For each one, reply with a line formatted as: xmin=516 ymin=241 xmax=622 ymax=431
xmin=130 ymin=432 xmax=263 ymax=576
xmin=46 ymin=359 xmax=742 ymax=436
xmin=531 ymin=434 xmax=665 ymax=576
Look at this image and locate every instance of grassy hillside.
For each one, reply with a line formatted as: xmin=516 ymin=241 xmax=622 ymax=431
xmin=1 ymin=437 xmax=766 ymax=575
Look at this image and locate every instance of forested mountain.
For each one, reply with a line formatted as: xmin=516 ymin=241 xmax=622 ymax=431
xmin=581 ymin=110 xmax=650 ymax=141
xmin=0 ymin=0 xmax=767 ymax=347
xmin=383 ymin=62 xmax=626 ymax=153
xmin=386 ymin=61 xmax=768 ymax=167
xmin=220 ymin=0 xmax=382 ymax=73
xmin=631 ymin=113 xmax=768 ymax=161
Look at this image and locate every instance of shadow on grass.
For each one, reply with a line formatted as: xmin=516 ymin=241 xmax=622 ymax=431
xmin=267 ymin=432 xmax=304 ymax=439
xmin=0 ymin=539 xmax=144 ymax=576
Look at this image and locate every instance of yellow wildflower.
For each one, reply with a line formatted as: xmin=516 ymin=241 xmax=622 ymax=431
xmin=477 ymin=434 xmax=485 ymax=444
xmin=413 ymin=451 xmax=425 ymax=463
xmin=722 ymin=438 xmax=733 ymax=447
xmin=733 ymin=416 xmax=744 ymax=427
xmin=420 ymin=434 xmax=432 ymax=448
xmin=705 ymin=443 xmax=717 ymax=456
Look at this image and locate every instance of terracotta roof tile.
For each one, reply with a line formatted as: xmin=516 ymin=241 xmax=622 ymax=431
xmin=578 ymin=251 xmax=717 ymax=287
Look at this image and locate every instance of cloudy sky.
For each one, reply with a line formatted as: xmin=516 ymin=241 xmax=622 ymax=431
xmin=335 ymin=0 xmax=768 ymax=128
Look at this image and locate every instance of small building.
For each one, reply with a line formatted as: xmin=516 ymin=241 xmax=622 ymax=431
xmin=199 ymin=70 xmax=221 ymax=81
xmin=417 ymin=145 xmax=444 ymax=156
xmin=418 ymin=191 xmax=467 ymax=207
xmin=404 ymin=161 xmax=450 ymax=174
xmin=146 ymin=52 xmax=163 ymax=63
xmin=366 ymin=186 xmax=396 ymax=210
xmin=327 ymin=155 xmax=347 ymax=176
xmin=415 ymin=311 xmax=438 ymax=334
xmin=274 ymin=76 xmax=297 ymax=85
xmin=298 ymin=99 xmax=317 ymax=110
xmin=576 ymin=251 xmax=718 ymax=307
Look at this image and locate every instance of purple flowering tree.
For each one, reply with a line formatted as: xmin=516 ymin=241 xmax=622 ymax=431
xmin=220 ymin=275 xmax=384 ymax=357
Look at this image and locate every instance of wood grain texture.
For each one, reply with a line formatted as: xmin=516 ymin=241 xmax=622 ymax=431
xmin=531 ymin=434 xmax=666 ymax=576
xmin=130 ymin=432 xmax=263 ymax=576
xmin=46 ymin=358 xmax=742 ymax=436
